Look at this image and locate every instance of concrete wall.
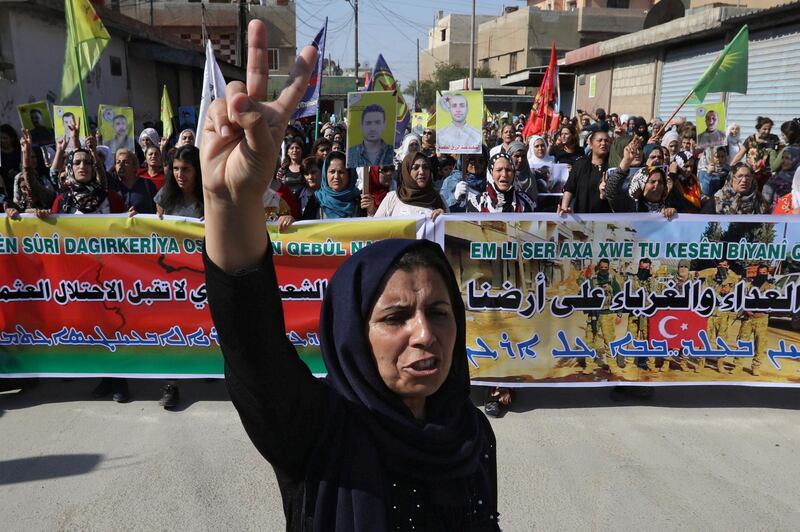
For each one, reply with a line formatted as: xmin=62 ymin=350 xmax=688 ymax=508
xmin=573 ymin=60 xmax=613 ymax=115
xmin=609 ymin=52 xmax=658 ymax=119
xmin=530 ymin=0 xmax=654 ymax=9
xmin=422 ymin=14 xmax=495 ymax=80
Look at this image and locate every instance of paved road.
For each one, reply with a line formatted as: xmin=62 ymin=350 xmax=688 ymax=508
xmin=2 ymin=379 xmax=800 ymax=531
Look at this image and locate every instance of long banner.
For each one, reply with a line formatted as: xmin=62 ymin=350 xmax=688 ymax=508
xmin=443 ymin=214 xmax=800 ymax=387
xmin=0 ymin=215 xmax=422 ymax=378
xmin=3 ymin=213 xmax=800 ymax=387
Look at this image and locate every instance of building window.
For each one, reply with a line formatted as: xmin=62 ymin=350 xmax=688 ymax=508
xmin=509 ymin=52 xmax=518 ymax=72
xmin=268 ymin=48 xmax=279 ymax=71
xmin=110 ymin=56 xmax=122 ymax=76
xmin=440 ymin=29 xmax=446 ymax=42
xmin=566 ymin=0 xmax=577 ymax=10
xmin=606 ymin=0 xmax=630 ymax=8
xmin=481 ymin=59 xmax=489 ymax=69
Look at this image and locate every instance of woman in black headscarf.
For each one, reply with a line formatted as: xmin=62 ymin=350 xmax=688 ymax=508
xmin=200 ymin=21 xmax=499 ymax=531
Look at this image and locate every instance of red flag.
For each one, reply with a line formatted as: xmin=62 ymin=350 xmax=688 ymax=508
xmin=648 ymin=310 xmax=708 ymax=351
xmin=522 ymin=42 xmax=560 ymax=139
xmin=363 ymin=70 xmax=370 ymax=88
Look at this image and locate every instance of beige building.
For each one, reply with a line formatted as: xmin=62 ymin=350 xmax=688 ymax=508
xmin=119 ymin=0 xmax=296 ymax=74
xmin=420 ymin=12 xmax=496 ymax=80
xmin=478 ymin=5 xmax=649 ymax=79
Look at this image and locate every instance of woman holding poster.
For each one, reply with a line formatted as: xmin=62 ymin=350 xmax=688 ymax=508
xmin=199 ymin=21 xmax=499 ymax=530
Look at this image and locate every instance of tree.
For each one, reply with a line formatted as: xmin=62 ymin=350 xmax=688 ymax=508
xmin=404 ymin=63 xmax=494 ymax=110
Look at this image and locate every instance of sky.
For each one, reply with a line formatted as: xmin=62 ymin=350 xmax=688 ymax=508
xmin=294 ymin=0 xmax=524 ymax=89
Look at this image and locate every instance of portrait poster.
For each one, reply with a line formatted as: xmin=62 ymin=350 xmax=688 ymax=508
xmin=435 ymin=90 xmax=483 ymax=154
xmin=345 ymin=91 xmax=397 ymax=169
xmin=411 ymin=112 xmax=429 ymax=136
xmin=53 ymin=105 xmax=88 ymax=151
xmin=16 ymin=101 xmax=55 ymax=146
xmin=696 ymin=102 xmax=727 ymax=149
xmin=98 ymin=105 xmax=135 ymax=154
xmin=178 ymin=106 xmax=198 ymax=131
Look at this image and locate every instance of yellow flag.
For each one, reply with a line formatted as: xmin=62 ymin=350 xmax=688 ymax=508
xmin=61 ymin=0 xmax=110 ymax=100
xmin=161 ymin=85 xmax=175 ymax=140
xmin=427 ymin=112 xmax=436 ymax=129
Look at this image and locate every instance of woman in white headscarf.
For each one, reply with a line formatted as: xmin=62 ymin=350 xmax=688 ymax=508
xmin=394 ymin=133 xmax=420 ymax=165
xmin=138 ymin=128 xmax=160 ymax=152
xmin=727 ymin=123 xmax=743 ymax=160
xmin=526 ymin=135 xmax=555 ymax=169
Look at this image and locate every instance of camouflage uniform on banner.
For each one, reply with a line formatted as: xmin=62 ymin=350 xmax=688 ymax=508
xmin=627 ymin=260 xmax=656 ymax=371
xmin=738 ymin=266 xmax=773 ymax=376
xmin=701 ymin=262 xmax=740 ymax=374
xmin=584 ymin=260 xmax=622 ymax=372
xmin=662 ymin=260 xmax=692 ymax=372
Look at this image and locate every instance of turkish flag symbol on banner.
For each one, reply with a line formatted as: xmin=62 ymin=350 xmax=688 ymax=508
xmin=648 ymin=311 xmax=709 ymax=350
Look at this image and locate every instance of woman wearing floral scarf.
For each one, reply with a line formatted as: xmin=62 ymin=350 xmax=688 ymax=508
xmin=52 ymin=148 xmax=126 ymax=214
xmin=667 ymin=150 xmax=706 ymax=213
xmin=466 ymin=152 xmax=535 ymax=213
xmin=762 ymin=146 xmax=800 ymax=208
xmin=704 ymin=162 xmax=769 ymax=214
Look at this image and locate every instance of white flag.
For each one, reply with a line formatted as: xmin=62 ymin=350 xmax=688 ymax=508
xmin=195 ymin=40 xmax=226 ymax=149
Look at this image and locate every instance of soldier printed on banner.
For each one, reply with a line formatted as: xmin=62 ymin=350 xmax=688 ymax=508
xmin=583 ymin=258 xmax=622 ymax=373
xmin=738 ymin=264 xmax=773 ymax=377
xmin=698 ymin=258 xmax=740 ymax=374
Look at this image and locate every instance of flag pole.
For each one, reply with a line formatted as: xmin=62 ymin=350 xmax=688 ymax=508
xmin=314 ymin=108 xmax=320 ymax=141
xmin=67 ymin=0 xmax=89 ymax=136
xmin=653 ymin=89 xmax=694 ymax=141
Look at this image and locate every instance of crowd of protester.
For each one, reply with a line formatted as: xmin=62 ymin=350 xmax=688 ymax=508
xmin=2 ymin=105 xmax=798 ymax=413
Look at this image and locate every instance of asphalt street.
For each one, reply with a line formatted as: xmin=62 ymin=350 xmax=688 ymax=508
xmin=2 ymin=379 xmax=800 ymax=531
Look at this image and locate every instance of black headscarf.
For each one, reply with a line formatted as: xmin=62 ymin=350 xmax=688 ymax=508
xmin=310 ymin=238 xmax=497 ymax=530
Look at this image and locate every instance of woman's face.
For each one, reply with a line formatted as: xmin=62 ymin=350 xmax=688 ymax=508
xmin=510 ymin=150 xmax=525 ymax=173
xmin=492 ymin=157 xmax=514 ymax=192
xmin=533 ymin=139 xmax=546 ymax=159
xmin=782 ymin=151 xmax=795 ymax=171
xmin=681 ymin=137 xmax=693 ymax=152
xmin=730 ymin=125 xmax=740 ymax=137
xmin=409 ymin=157 xmax=430 ymax=188
xmin=331 ymin=141 xmax=342 ymax=152
xmin=407 ymin=140 xmax=420 ymax=154
xmin=590 ymin=132 xmax=610 ymax=156
xmin=502 ymin=125 xmax=514 ymax=144
xmin=646 ymin=149 xmax=664 ymax=166
xmin=72 ymin=152 xmax=94 ymax=184
xmin=172 ymin=159 xmax=196 ymax=191
xmin=732 ymin=166 xmax=753 ymax=194
xmin=367 ymin=266 xmax=456 ymax=416
xmin=667 ymin=141 xmax=679 ymax=156
xmin=559 ymin=128 xmax=571 ymax=145
xmin=327 ymin=158 xmax=349 ymax=191
xmin=323 ymin=128 xmax=334 ymax=140
xmin=643 ymin=173 xmax=665 ymax=202
xmin=379 ymin=166 xmax=394 ymax=186
xmin=304 ymin=167 xmax=322 ymax=190
xmin=758 ymin=122 xmax=772 ymax=137
xmin=315 ymin=144 xmax=330 ymax=161
xmin=333 ymin=133 xmax=343 ymax=144
xmin=179 ymin=130 xmax=195 ymax=146
xmin=146 ymin=148 xmax=161 ymax=168
xmin=288 ymin=142 xmax=302 ymax=162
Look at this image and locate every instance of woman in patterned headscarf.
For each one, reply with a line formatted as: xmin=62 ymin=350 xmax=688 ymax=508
xmin=466 ymin=152 xmax=535 ymax=213
xmin=703 ymin=162 xmax=769 ymax=214
xmin=52 ymin=148 xmax=125 ymax=214
xmin=762 ymin=146 xmax=800 ymax=208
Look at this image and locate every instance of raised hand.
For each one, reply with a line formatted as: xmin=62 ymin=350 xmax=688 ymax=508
xmin=20 ymin=129 xmax=32 ymax=167
xmin=68 ymin=116 xmax=81 ymax=149
xmin=201 ymin=19 xmax=317 ymax=271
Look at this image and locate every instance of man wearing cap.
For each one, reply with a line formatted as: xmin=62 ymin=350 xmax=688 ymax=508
xmin=584 ymin=258 xmax=622 ymax=373
xmin=627 ymin=258 xmax=656 ymax=371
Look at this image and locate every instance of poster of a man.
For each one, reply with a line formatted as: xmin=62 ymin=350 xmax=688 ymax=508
xmin=345 ymin=91 xmax=396 ymax=168
xmin=436 ymin=91 xmax=483 ymax=154
xmin=696 ymin=103 xmax=727 ymax=149
xmin=178 ymin=106 xmax=197 ymax=131
xmin=53 ymin=105 xmax=87 ymax=151
xmin=411 ymin=112 xmax=429 ymax=136
xmin=98 ymin=105 xmax=135 ymax=154
xmin=17 ymin=102 xmax=55 ymax=146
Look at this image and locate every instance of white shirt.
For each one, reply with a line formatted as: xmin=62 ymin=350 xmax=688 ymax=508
xmin=373 ymin=191 xmax=445 ymax=218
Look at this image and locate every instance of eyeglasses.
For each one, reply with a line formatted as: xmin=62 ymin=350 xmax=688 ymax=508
xmin=732 ymin=174 xmax=752 ymax=182
xmin=423 ymin=130 xmax=433 ymax=135
xmin=410 ymin=164 xmax=430 ymax=171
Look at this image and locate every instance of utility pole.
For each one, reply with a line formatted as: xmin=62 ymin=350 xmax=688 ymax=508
xmin=469 ymin=0 xmax=476 ymax=90
xmin=238 ymin=0 xmax=248 ymax=68
xmin=149 ymin=0 xmax=154 ymax=26
xmin=346 ymin=0 xmax=359 ymax=85
xmin=416 ymin=38 xmax=420 ymax=98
